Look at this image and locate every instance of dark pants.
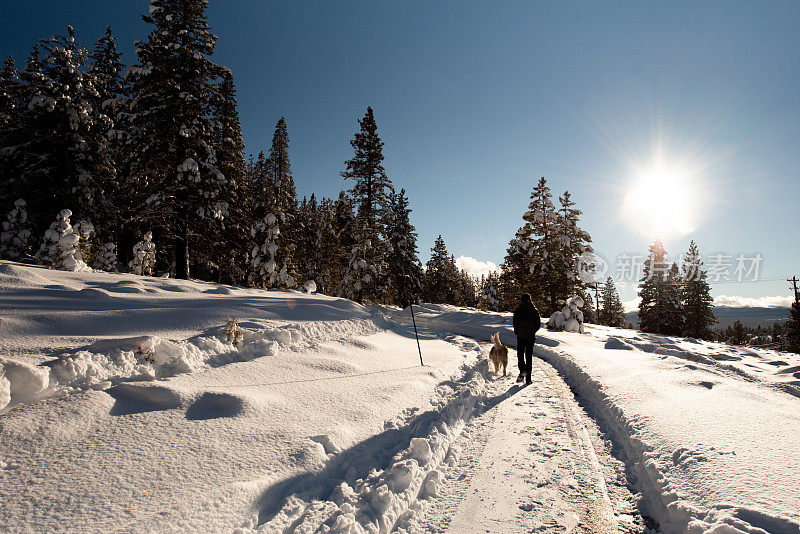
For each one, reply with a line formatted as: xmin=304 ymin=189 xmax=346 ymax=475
xmin=517 ymin=337 xmax=535 ymax=379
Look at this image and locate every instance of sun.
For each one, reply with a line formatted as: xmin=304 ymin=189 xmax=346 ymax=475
xmin=620 ymin=161 xmax=699 ymax=239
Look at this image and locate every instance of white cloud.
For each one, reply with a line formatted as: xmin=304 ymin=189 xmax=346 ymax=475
xmin=713 ymin=295 xmax=793 ymax=308
xmin=455 ymin=255 xmax=499 ymax=279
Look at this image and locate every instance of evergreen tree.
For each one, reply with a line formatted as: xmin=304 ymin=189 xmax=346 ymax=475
xmin=0 ymin=55 xmax=20 ymax=132
xmin=785 ymin=300 xmax=800 ymax=353
xmin=266 ymin=117 xmax=297 ymax=215
xmin=422 ymin=235 xmax=459 ymax=304
xmin=88 ymin=26 xmax=125 ymax=111
xmin=334 ymin=217 xmax=382 ymax=303
xmin=553 ymin=190 xmax=593 ymax=301
xmin=681 ymin=241 xmax=716 ymax=339
xmin=93 ymin=241 xmax=118 ymax=272
xmin=499 ymin=230 xmax=532 ymax=311
xmin=3 ymin=27 xmax=114 ymax=230
xmin=333 ymin=191 xmax=357 ymax=290
xmin=638 ymin=239 xmax=684 ymax=335
xmin=385 ymin=188 xmax=423 ymax=307
xmin=211 ymin=70 xmax=248 ymax=284
xmin=521 ymin=177 xmax=560 ymax=313
xmin=130 ymin=231 xmax=156 ymax=276
xmin=296 ymin=195 xmax=320 ymax=284
xmin=37 ymin=209 xmax=89 ymax=271
xmin=125 ymin=0 xmax=228 ymax=279
xmin=341 ymin=107 xmax=394 ymax=230
xmin=479 ymin=271 xmax=501 ymax=311
xmin=599 ymin=276 xmax=626 ymax=327
xmin=313 ymin=197 xmax=340 ymax=294
xmin=249 ymin=212 xmax=296 ymax=288
xmin=456 ymin=268 xmax=479 ymax=307
xmin=0 ymin=199 xmax=34 ymax=261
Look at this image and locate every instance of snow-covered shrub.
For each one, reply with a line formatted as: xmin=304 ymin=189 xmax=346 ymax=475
xmin=93 ymin=242 xmax=118 ymax=272
xmin=547 ymin=295 xmax=585 ymax=333
xmin=129 ymin=231 xmax=156 ymax=276
xmin=0 ymin=199 xmax=34 ymax=261
xmin=37 ymin=209 xmax=91 ymax=272
xmin=225 ymin=317 xmax=243 ymax=346
xmin=302 ymin=280 xmax=317 ymax=294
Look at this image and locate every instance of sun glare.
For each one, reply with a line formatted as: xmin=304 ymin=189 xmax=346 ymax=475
xmin=620 ymin=162 xmax=699 ymax=240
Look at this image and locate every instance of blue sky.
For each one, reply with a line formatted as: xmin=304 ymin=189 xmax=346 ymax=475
xmin=2 ymin=1 xmax=799 ymax=304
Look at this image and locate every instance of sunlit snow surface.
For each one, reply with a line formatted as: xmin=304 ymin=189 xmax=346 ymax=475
xmin=405 ymin=304 xmax=800 ymax=534
xmin=1 ymin=261 xmax=799 ymax=533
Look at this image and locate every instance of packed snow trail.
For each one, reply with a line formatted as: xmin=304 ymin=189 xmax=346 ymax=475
xmin=416 ymin=358 xmax=639 ymax=534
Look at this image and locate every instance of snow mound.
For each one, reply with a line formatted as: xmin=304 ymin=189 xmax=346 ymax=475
xmin=0 ymin=358 xmax=50 ymax=408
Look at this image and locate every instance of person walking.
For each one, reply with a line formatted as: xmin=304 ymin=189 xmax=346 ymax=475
xmin=513 ymin=293 xmax=540 ymax=384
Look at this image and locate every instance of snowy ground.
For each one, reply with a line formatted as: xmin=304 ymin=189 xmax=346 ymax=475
xmin=2 ymin=260 xmax=799 ymax=533
xmin=403 ymin=304 xmax=800 ymax=534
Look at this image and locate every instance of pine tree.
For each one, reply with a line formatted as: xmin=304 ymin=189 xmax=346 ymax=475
xmin=422 ymin=235 xmax=459 ymax=304
xmin=553 ymin=190 xmax=593 ymax=301
xmin=333 ymin=191 xmax=357 ymax=290
xmin=125 ymin=0 xmax=228 ymax=279
xmin=211 ymin=70 xmax=248 ymax=284
xmin=499 ymin=230 xmax=532 ymax=311
xmin=0 ymin=199 xmax=34 ymax=261
xmin=0 ymin=55 xmax=20 ymax=135
xmin=456 ymin=268 xmax=479 ymax=307
xmin=479 ymin=272 xmax=501 ymax=311
xmin=638 ymin=239 xmax=684 ymax=335
xmin=3 ymin=27 xmax=114 ymax=230
xmin=266 ymin=118 xmax=297 ymax=215
xmin=521 ymin=177 xmax=560 ymax=313
xmin=296 ymin=195 xmax=320 ymax=284
xmin=130 ymin=231 xmax=156 ymax=276
xmin=385 ymin=188 xmax=423 ymax=307
xmin=334 ymin=217 xmax=382 ymax=303
xmin=785 ymin=300 xmax=800 ymax=353
xmin=681 ymin=241 xmax=716 ymax=339
xmin=249 ymin=212 xmax=296 ymax=289
xmin=313 ymin=198 xmax=340 ymax=294
xmin=37 ymin=209 xmax=89 ymax=271
xmin=599 ymin=276 xmax=626 ymax=327
xmin=341 ymin=107 xmax=394 ymax=230
xmin=93 ymin=241 xmax=118 ymax=272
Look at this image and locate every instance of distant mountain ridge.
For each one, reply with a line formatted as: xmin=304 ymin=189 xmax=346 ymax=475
xmin=625 ymin=306 xmax=790 ymax=330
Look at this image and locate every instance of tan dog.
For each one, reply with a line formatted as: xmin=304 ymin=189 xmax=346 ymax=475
xmin=488 ymin=332 xmax=509 ymax=376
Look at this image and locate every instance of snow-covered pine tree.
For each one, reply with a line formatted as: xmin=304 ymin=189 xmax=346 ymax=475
xmin=0 ymin=55 xmax=21 ymax=210
xmin=333 ymin=217 xmax=382 ymax=304
xmin=552 ymin=190 xmax=593 ymax=303
xmin=3 ymin=27 xmax=113 ymax=231
xmin=638 ymin=239 xmax=684 ymax=335
xmin=599 ymin=276 xmax=626 ymax=327
xmin=125 ymin=0 xmax=228 ymax=279
xmin=73 ymin=219 xmax=96 ymax=265
xmin=385 ymin=188 xmax=423 ymax=307
xmin=249 ymin=212 xmax=296 ymax=289
xmin=0 ymin=199 xmax=34 ymax=261
xmin=479 ymin=271 xmax=501 ymax=311
xmin=422 ymin=235 xmax=459 ymax=304
xmin=87 ymin=26 xmax=125 ymax=238
xmin=93 ymin=241 xmax=118 ymax=272
xmin=333 ymin=191 xmax=357 ymax=291
xmin=521 ymin=177 xmax=561 ymax=314
xmin=37 ymin=209 xmax=90 ymax=271
xmin=211 ymin=70 xmax=248 ymax=284
xmin=129 ymin=231 xmax=156 ymax=276
xmin=681 ymin=240 xmax=716 ymax=339
xmin=341 ymin=107 xmax=394 ymax=230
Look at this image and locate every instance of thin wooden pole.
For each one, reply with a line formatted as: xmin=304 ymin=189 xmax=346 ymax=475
xmin=410 ymin=303 xmax=424 ymax=366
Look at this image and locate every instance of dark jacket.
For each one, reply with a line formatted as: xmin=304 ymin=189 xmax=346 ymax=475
xmin=513 ymin=296 xmax=541 ymax=341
